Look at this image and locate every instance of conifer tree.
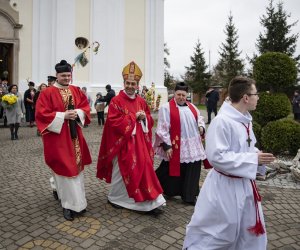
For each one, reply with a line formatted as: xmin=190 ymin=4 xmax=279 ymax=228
xmin=184 ymin=40 xmax=210 ymax=94
xmin=214 ymin=13 xmax=244 ymax=88
xmin=256 ymin=0 xmax=299 ymax=60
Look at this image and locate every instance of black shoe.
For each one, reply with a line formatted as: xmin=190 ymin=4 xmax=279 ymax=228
xmin=63 ymin=208 xmax=74 ymax=221
xmin=74 ymin=209 xmax=86 ymax=216
xmin=80 ymin=209 xmax=86 ymax=214
xmin=11 ymin=135 xmax=15 ymax=140
xmin=53 ymin=190 xmax=59 ymax=200
xmin=107 ymin=200 xmax=123 ymax=209
xmin=182 ymin=200 xmax=196 ymax=206
xmin=15 ymin=134 xmax=18 ymax=140
xmin=73 ymin=209 xmax=87 ymax=217
xmin=163 ymin=194 xmax=173 ymax=200
xmin=147 ymin=207 xmax=164 ymax=216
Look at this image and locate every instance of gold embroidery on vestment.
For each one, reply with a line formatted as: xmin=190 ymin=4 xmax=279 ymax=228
xmin=59 ymin=88 xmax=83 ymax=173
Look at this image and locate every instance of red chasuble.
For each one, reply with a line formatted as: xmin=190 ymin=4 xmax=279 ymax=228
xmin=97 ymin=90 xmax=163 ymax=202
xmin=35 ymin=85 xmax=92 ymax=177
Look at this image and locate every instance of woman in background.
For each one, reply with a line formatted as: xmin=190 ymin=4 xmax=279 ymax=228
xmin=4 ymin=85 xmax=25 ymax=140
xmin=94 ymin=92 xmax=105 ymax=127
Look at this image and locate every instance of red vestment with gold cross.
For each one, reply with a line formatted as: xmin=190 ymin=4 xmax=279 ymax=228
xmin=35 ymin=85 xmax=92 ymax=177
xmin=97 ymin=90 xmax=163 ymax=202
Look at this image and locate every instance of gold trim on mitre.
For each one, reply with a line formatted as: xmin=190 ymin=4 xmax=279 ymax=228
xmin=122 ymin=61 xmax=143 ymax=82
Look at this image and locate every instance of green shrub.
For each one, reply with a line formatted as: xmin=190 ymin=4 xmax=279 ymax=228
xmin=261 ymin=119 xmax=300 ymax=155
xmin=253 ymin=52 xmax=297 ymax=92
xmin=252 ymin=121 xmax=262 ymax=148
xmin=251 ymin=92 xmax=291 ymax=126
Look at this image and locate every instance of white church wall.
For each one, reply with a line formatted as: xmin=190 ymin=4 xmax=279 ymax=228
xmin=145 ymin=0 xmax=167 ymax=105
xmin=74 ymin=0 xmax=91 ymax=83
xmin=124 ymin=0 xmax=145 ymax=84
xmin=10 ymin=0 xmax=167 ymax=111
xmin=14 ymin=0 xmax=33 ymax=92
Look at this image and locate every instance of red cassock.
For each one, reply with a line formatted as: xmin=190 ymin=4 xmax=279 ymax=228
xmin=35 ymin=85 xmax=92 ymax=177
xmin=97 ymin=90 xmax=163 ymax=202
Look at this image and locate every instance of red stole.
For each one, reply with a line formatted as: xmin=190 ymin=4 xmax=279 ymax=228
xmin=169 ymin=98 xmax=198 ymax=176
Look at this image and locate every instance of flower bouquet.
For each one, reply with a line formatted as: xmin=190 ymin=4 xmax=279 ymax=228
xmin=1 ymin=94 xmax=18 ymax=109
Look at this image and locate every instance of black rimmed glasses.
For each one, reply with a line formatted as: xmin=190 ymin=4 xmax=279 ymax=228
xmin=247 ymin=93 xmax=259 ymax=96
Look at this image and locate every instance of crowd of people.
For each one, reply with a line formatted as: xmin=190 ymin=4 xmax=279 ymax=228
xmin=3 ymin=59 xmax=300 ymax=249
xmin=0 ymin=77 xmax=57 ymax=139
xmin=0 ymin=73 xmax=118 ymax=139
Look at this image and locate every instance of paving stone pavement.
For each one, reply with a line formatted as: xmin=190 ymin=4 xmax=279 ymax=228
xmin=0 ymin=120 xmax=299 ymax=250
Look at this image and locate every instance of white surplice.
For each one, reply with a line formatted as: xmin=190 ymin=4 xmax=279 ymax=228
xmin=108 ymin=158 xmax=166 ymax=212
xmin=183 ymin=101 xmax=267 ymax=250
xmin=50 ymin=173 xmax=87 ymax=212
xmin=154 ymin=101 xmax=206 ymax=163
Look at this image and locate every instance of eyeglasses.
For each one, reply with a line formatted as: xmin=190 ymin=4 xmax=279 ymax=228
xmin=247 ymin=93 xmax=259 ymax=96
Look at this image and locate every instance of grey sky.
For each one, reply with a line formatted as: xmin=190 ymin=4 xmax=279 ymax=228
xmin=164 ymin=0 xmax=300 ymax=79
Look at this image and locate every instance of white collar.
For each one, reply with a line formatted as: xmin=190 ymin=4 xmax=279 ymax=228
xmin=54 ymin=82 xmax=69 ymax=89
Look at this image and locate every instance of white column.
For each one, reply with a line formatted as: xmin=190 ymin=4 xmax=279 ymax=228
xmin=145 ymin=0 xmax=165 ymax=89
xmin=90 ymin=0 xmax=125 ymax=90
xmin=54 ymin=0 xmax=75 ymax=70
xmin=32 ymin=0 xmax=75 ymax=83
xmin=31 ymin=0 xmax=42 ymax=82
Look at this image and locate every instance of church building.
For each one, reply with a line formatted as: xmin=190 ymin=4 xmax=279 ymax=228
xmin=0 ymin=0 xmax=166 ymax=106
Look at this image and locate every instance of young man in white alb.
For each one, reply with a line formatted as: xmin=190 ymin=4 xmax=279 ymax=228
xmin=183 ymin=76 xmax=275 ymax=250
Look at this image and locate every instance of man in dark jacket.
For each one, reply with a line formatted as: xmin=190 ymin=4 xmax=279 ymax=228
xmin=47 ymin=75 xmax=57 ymax=87
xmin=24 ymin=81 xmax=37 ymax=127
xmin=205 ymin=87 xmax=219 ymax=124
xmin=101 ymin=84 xmax=115 ymax=107
xmin=292 ymin=90 xmax=300 ymax=122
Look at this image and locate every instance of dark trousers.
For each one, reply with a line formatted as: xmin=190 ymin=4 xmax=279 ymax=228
xmin=0 ymin=106 xmax=3 ymax=118
xmin=0 ymin=107 xmax=7 ymax=126
xmin=207 ymin=105 xmax=217 ymax=124
xmin=155 ymin=160 xmax=201 ymax=203
xmin=25 ymin=107 xmax=35 ymax=123
xmin=4 ymin=116 xmax=7 ymax=127
xmin=9 ymin=123 xmax=20 ymax=140
xmin=294 ymin=113 xmax=300 ymax=121
xmin=97 ymin=111 xmax=105 ymax=125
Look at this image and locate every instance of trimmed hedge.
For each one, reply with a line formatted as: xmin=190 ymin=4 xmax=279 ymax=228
xmin=253 ymin=52 xmax=297 ymax=92
xmin=252 ymin=121 xmax=262 ymax=148
xmin=261 ymin=119 xmax=300 ymax=155
xmin=251 ymin=92 xmax=291 ymax=126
